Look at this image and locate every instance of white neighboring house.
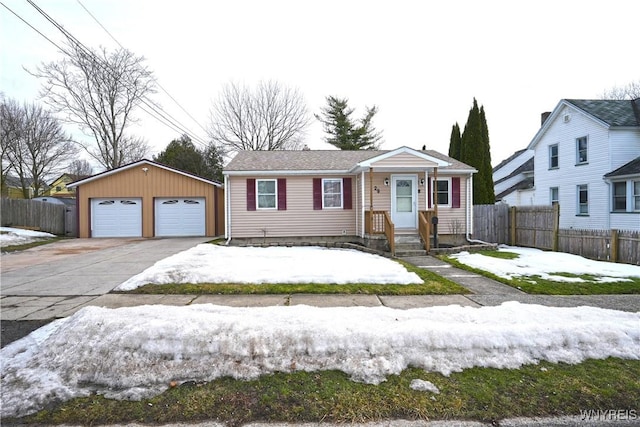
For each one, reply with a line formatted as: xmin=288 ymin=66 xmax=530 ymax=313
xmin=493 ymin=148 xmax=534 ymax=206
xmin=527 ymin=98 xmax=640 ymax=231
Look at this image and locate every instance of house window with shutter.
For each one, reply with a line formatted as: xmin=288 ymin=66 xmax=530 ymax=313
xmin=322 ymin=178 xmax=343 ymax=209
xmin=257 ymin=179 xmax=277 ymax=209
xmin=313 ymin=177 xmax=352 ymax=210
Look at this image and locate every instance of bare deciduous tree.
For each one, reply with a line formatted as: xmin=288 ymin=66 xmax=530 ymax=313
xmin=29 ymin=44 xmax=154 ymax=170
xmin=1 ymin=97 xmax=76 ymax=198
xmin=208 ymin=80 xmax=311 ymax=153
xmin=600 ymin=80 xmax=640 ymax=100
xmin=67 ymin=159 xmax=93 ymax=177
xmin=1 ymin=95 xmax=21 ymax=194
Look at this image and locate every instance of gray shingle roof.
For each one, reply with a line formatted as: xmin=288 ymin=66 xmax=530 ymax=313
xmin=224 ymin=149 xmax=475 ymax=172
xmin=604 ymin=156 xmax=640 ymax=178
xmin=565 ymin=98 xmax=640 ymax=127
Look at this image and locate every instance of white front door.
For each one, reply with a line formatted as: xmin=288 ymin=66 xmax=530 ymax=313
xmin=391 ymin=175 xmax=417 ymax=229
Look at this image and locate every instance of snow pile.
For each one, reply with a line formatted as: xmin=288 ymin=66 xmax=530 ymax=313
xmin=450 ymin=245 xmax=640 ymax=283
xmin=116 ymin=244 xmax=423 ymax=290
xmin=0 ymin=226 xmax=56 ymax=248
xmin=2 ymin=302 xmax=639 ymax=418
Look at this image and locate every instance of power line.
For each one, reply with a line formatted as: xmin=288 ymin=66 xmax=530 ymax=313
xmin=75 ymin=0 xmax=211 ymax=138
xmin=7 ymin=0 xmax=210 ymax=147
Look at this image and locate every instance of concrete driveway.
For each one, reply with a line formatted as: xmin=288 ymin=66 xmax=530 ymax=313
xmin=0 ymin=237 xmax=211 ymax=320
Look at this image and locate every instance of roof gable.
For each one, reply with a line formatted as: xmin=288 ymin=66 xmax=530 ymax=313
xmin=67 ymin=159 xmax=222 ymax=188
xmin=528 ymin=98 xmax=640 ymax=150
xmin=354 ymin=146 xmax=449 ymax=169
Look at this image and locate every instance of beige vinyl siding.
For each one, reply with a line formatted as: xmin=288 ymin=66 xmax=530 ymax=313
xmin=76 ymin=163 xmax=220 ymax=238
xmin=432 ymin=175 xmax=469 ymax=235
xmin=370 ymin=152 xmax=439 ymax=168
xmin=229 ymin=175 xmax=356 ymax=238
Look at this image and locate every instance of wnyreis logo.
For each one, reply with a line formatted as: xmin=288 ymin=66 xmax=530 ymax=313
xmin=580 ymin=409 xmax=638 ymax=421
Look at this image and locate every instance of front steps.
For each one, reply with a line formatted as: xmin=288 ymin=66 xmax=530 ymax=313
xmin=394 ymin=233 xmax=427 ymax=257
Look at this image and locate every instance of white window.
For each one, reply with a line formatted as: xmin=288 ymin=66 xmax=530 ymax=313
xmin=549 ymin=144 xmax=559 ymax=169
xmin=322 ymin=178 xmax=342 ymax=208
xmin=576 ymin=136 xmax=588 ymax=165
xmin=612 ymin=182 xmax=627 ymax=212
xmin=577 ymin=184 xmax=588 ymax=215
xmin=257 ymin=179 xmax=277 ymax=209
xmin=550 ymin=187 xmax=559 ymax=205
xmin=634 ymin=181 xmax=640 ymax=212
xmin=434 ymin=179 xmax=450 ymax=206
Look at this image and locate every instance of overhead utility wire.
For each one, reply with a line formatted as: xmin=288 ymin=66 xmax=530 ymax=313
xmin=14 ymin=0 xmax=210 ymax=146
xmin=24 ymin=0 xmax=209 ymax=146
xmin=75 ymin=0 xmax=211 ymax=140
xmin=16 ymin=0 xmax=196 ymax=142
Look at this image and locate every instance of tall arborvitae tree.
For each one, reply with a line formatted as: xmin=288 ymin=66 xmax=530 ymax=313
xmin=448 ymin=123 xmax=462 ymax=159
xmin=479 ymin=106 xmax=495 ymax=202
xmin=456 ymin=98 xmax=494 ymax=204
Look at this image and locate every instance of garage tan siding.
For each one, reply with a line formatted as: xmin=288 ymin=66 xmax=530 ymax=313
xmin=229 ymin=175 xmax=356 ymax=238
xmin=76 ymin=164 xmax=218 ymax=238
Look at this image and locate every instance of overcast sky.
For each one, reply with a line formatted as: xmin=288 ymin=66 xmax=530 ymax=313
xmin=2 ymin=0 xmax=639 ymax=171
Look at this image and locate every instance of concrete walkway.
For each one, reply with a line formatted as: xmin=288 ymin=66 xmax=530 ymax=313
xmin=401 ymin=255 xmax=640 ymax=313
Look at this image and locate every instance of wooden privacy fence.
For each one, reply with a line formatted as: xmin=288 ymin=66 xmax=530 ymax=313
xmin=473 ymin=203 xmax=639 ymax=265
xmin=1 ymin=198 xmax=76 ymax=236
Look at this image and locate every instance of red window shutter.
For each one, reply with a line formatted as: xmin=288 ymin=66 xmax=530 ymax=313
xmin=313 ymin=178 xmax=322 ymax=210
xmin=277 ymin=178 xmax=287 ymax=210
xmin=343 ymin=177 xmax=352 ymax=209
xmin=452 ymin=177 xmax=461 ymax=208
xmin=427 ymin=178 xmax=432 ymax=208
xmin=246 ymin=179 xmax=256 ymax=211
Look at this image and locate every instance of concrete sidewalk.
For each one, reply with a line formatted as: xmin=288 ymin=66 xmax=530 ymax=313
xmin=2 ymin=254 xmax=638 ymax=323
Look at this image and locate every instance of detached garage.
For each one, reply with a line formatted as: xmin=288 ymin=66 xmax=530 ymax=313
xmin=68 ymin=160 xmax=224 ymax=238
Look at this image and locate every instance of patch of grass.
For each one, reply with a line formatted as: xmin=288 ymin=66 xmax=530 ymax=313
xmin=440 ymin=255 xmax=640 ymax=295
xmin=475 ymin=249 xmax=519 ymax=260
xmin=123 ymin=259 xmax=469 ymax=296
xmin=13 ymin=358 xmax=640 ymax=426
xmin=0 ymin=237 xmax=66 ymax=253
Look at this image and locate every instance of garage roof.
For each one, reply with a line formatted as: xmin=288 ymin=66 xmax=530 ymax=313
xmin=67 ymin=159 xmax=223 ymax=188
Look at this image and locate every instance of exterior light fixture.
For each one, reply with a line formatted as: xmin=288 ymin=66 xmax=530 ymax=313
xmin=384 ymin=177 xmax=389 ymax=186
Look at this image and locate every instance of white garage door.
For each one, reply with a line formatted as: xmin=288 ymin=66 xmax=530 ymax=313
xmin=91 ymin=198 xmax=142 ymax=237
xmin=155 ymin=198 xmax=206 ymax=236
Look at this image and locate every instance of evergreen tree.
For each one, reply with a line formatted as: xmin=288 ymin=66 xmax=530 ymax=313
xmin=459 ymin=98 xmax=494 ymax=204
xmin=448 ymin=123 xmax=462 ymax=159
xmin=479 ymin=106 xmax=495 ymax=202
xmin=315 ymin=96 xmax=382 ymax=150
xmin=154 ymin=135 xmax=223 ymax=182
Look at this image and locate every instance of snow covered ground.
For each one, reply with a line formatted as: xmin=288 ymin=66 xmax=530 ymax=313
xmin=0 ymin=226 xmax=56 ymax=248
xmin=2 ymin=302 xmax=638 ymax=418
xmin=116 ymin=244 xmax=423 ymax=290
xmin=449 ymin=245 xmax=640 ymax=283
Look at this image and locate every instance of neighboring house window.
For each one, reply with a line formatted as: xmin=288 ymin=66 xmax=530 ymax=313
xmin=634 ymin=181 xmax=640 ymax=211
xmin=577 ymin=184 xmax=588 ymax=215
xmin=56 ymin=186 xmax=62 ymax=192
xmin=576 ymin=136 xmax=588 ymax=164
xmin=549 ymin=144 xmax=559 ymax=169
xmin=550 ymin=187 xmax=559 ymax=205
xmin=612 ymin=182 xmax=627 ymax=212
xmin=322 ymin=178 xmax=342 ymax=209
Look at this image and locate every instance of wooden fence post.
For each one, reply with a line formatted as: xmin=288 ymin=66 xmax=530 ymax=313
xmin=552 ymin=203 xmax=560 ymax=252
xmin=611 ymin=229 xmax=619 ymax=263
xmin=510 ymin=206 xmax=516 ymax=246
